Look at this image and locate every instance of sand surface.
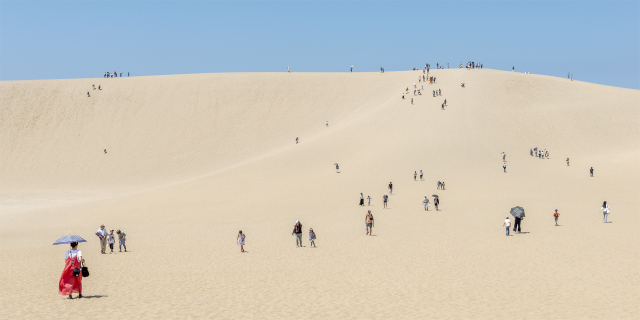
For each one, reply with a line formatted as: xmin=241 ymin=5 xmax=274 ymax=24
xmin=1 ymin=69 xmax=639 ymax=319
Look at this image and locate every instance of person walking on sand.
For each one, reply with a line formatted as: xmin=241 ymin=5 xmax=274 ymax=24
xmin=513 ymin=216 xmax=522 ymax=234
xmin=600 ymin=201 xmax=610 ymax=223
xmin=59 ymin=242 xmax=85 ymax=299
xmin=366 ymin=195 xmax=371 ymax=206
xmin=237 ymin=230 xmax=245 ymax=252
xmin=503 ymin=163 xmax=507 ymax=173
xmin=420 ymin=170 xmax=423 ymax=180
xmin=388 ymin=182 xmax=393 ymax=194
xmin=335 ymin=163 xmax=339 ymax=173
xmin=359 ymin=193 xmax=364 ymax=206
xmin=288 ymin=66 xmax=290 ymax=73
xmin=104 ymin=149 xmax=107 ymax=154
xmin=292 ymin=220 xmax=303 ymax=247
xmin=590 ymin=167 xmax=594 ymax=177
xmin=502 ymin=152 xmax=506 ymax=162
xmin=554 ymin=209 xmax=560 ymax=226
xmin=309 ymin=228 xmax=316 ymax=247
xmin=326 ymin=121 xmax=328 ymax=127
xmin=96 ymin=224 xmax=108 ymax=254
xmin=108 ymin=230 xmax=115 ymax=253
xmin=423 ymin=196 xmax=430 ymax=211
xmin=414 ymin=171 xmax=417 ymax=181
xmin=87 ymin=91 xmax=90 ymax=97
xmin=434 ymin=197 xmax=439 ymax=211
xmin=437 ymin=181 xmax=441 ymax=190
xmin=441 ymin=181 xmax=445 ymax=190
xmin=116 ymin=230 xmax=127 ymax=252
xmin=383 ymin=193 xmax=388 ymax=208
xmin=296 ymin=137 xmax=299 ymax=144
xmin=92 ymin=84 xmax=95 ymax=90
xmin=503 ymin=217 xmax=511 ymax=236
xmin=366 ymin=210 xmax=374 ymax=235
xmin=566 ymin=158 xmax=570 ymax=166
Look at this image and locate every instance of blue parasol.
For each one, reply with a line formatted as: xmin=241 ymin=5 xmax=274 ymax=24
xmin=53 ymin=235 xmax=87 ymax=245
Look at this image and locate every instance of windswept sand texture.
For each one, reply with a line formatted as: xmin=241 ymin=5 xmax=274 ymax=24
xmin=1 ymin=70 xmax=639 ymax=319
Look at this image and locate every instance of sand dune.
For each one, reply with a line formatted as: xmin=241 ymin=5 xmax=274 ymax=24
xmin=1 ymin=69 xmax=638 ymax=319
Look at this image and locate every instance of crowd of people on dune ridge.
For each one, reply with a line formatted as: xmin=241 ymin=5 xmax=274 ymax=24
xmin=62 ymin=64 xmax=608 ymax=299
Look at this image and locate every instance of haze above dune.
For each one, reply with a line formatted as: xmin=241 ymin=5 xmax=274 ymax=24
xmin=1 ymin=69 xmax=638 ymax=319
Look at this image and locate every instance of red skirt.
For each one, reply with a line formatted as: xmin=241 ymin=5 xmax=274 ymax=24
xmin=59 ymin=257 xmax=82 ymax=295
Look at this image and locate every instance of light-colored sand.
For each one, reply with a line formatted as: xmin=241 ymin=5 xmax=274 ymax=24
xmin=1 ymin=70 xmax=638 ymax=319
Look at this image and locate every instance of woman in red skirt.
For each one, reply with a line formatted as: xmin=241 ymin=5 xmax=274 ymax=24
xmin=59 ymin=242 xmax=84 ymax=299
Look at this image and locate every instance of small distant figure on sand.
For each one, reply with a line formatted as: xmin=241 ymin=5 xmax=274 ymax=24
xmin=98 ymin=85 xmax=101 ymax=90
xmin=388 ymin=182 xmax=393 ymax=194
xmin=92 ymin=84 xmax=95 ymax=90
xmin=287 ymin=66 xmax=290 ymax=73
xmin=423 ymin=196 xmax=430 ymax=211
xmin=351 ymin=66 xmax=353 ymax=72
xmin=512 ymin=66 xmax=515 ymax=72
xmin=414 ymin=171 xmax=417 ymax=181
xmin=402 ymin=93 xmax=405 ymax=99
xmin=326 ymin=121 xmax=329 ymax=127
xmin=335 ymin=163 xmax=339 ymax=173
xmin=237 ymin=230 xmax=245 ymax=252
xmin=461 ymin=81 xmax=465 ymax=87
xmin=590 ymin=167 xmax=594 ymax=177
xmin=411 ymin=98 xmax=413 ymax=104
xmin=600 ymin=201 xmax=610 ymax=223
xmin=554 ymin=210 xmax=560 ymax=226
xmin=309 ymin=228 xmax=316 ymax=247
xmin=108 ymin=230 xmax=115 ymax=253
xmin=420 ymin=170 xmax=423 ymax=180
xmin=502 ymin=152 xmax=506 ymax=162
xmin=383 ymin=193 xmax=388 ymax=208
xmin=367 ymin=195 xmax=371 ymax=206
xmin=503 ymin=163 xmax=507 ymax=173
xmin=566 ymin=158 xmax=570 ymax=166
xmin=444 ymin=99 xmax=447 ymax=105
xmin=96 ymin=224 xmax=107 ymax=254
xmin=359 ymin=193 xmax=364 ymax=206
xmin=104 ymin=149 xmax=107 ymax=154
xmin=441 ymin=181 xmax=445 ymax=190
xmin=504 ymin=216 xmax=511 ymax=236
xmin=437 ymin=181 xmax=441 ymax=190
xmin=292 ymin=221 xmax=303 ymax=247
xmin=366 ymin=210 xmax=374 ymax=235
xmin=296 ymin=137 xmax=299 ymax=144
xmin=87 ymin=91 xmax=90 ymax=97
xmin=434 ymin=197 xmax=439 ymax=211
xmin=116 ymin=230 xmax=126 ymax=252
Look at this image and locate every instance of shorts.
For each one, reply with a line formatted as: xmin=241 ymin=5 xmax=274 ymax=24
xmin=366 ymin=223 xmax=372 ymax=228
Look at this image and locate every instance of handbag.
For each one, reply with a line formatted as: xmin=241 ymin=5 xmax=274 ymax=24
xmin=82 ymin=262 xmax=90 ymax=277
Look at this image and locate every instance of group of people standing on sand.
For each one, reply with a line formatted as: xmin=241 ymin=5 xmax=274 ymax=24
xmin=104 ymin=71 xmax=128 ymax=78
xmin=359 ymin=193 xmax=371 ymax=206
xmin=414 ymin=170 xmax=424 ymax=181
xmin=464 ymin=62 xmax=483 ymax=69
xmin=433 ymin=89 xmax=441 ymax=97
xmin=530 ymin=147 xmax=549 ymax=159
xmin=95 ymin=224 xmax=127 ymax=254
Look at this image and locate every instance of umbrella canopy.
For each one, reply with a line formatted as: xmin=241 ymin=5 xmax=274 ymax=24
xmin=53 ymin=235 xmax=87 ymax=245
xmin=432 ymin=195 xmax=439 ymax=198
xmin=510 ymin=206 xmax=525 ymax=219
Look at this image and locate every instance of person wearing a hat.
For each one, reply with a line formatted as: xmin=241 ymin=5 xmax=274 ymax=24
xmin=292 ymin=220 xmax=303 ymax=247
xmin=95 ymin=224 xmax=108 ymax=254
xmin=503 ymin=216 xmax=511 ymax=236
xmin=554 ymin=210 xmax=560 ymax=226
xmin=423 ymin=196 xmax=430 ymax=211
xmin=308 ymin=228 xmax=316 ymax=247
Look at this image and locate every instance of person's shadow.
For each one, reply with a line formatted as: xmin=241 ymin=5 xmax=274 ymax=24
xmin=81 ymin=295 xmax=108 ymax=299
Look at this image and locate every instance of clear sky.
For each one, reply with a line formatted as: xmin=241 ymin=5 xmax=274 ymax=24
xmin=1 ymin=1 xmax=638 ymax=89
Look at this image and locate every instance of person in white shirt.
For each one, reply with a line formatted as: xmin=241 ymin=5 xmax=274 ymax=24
xmin=95 ymin=224 xmax=108 ymax=254
xmin=600 ymin=201 xmax=610 ymax=223
xmin=503 ymin=163 xmax=507 ymax=173
xmin=503 ymin=217 xmax=511 ymax=236
xmin=423 ymin=196 xmax=430 ymax=211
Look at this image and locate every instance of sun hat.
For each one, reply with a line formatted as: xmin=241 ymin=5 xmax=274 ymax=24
xmin=555 ymin=209 xmax=558 ymax=211
xmin=309 ymin=228 xmax=313 ymax=231
xmin=506 ymin=216 xmax=509 ymax=219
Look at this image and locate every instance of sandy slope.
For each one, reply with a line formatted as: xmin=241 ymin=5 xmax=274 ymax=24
xmin=1 ymin=69 xmax=638 ymax=319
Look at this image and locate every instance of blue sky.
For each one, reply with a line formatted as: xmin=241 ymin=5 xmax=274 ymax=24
xmin=1 ymin=1 xmax=638 ymax=89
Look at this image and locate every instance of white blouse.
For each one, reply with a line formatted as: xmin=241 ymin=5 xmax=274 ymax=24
xmin=64 ymin=250 xmax=83 ymax=262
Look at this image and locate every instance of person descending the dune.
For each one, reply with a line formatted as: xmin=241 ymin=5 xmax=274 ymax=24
xmin=359 ymin=193 xmax=364 ymax=206
xmin=503 ymin=163 xmax=507 ymax=173
xmin=296 ymin=137 xmax=299 ymax=144
xmin=366 ymin=210 xmax=374 ymax=235
xmin=423 ymin=196 xmax=430 ymax=211
xmin=420 ymin=170 xmax=423 ymax=180
xmin=335 ymin=163 xmax=339 ymax=173
xmin=237 ymin=230 xmax=245 ymax=252
xmin=383 ymin=193 xmax=388 ymax=209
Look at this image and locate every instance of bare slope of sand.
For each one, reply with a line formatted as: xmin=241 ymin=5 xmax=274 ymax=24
xmin=1 ymin=70 xmax=638 ymax=319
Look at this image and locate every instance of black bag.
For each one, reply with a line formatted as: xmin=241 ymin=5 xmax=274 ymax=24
xmin=72 ymin=268 xmax=81 ymax=277
xmin=82 ymin=262 xmax=89 ymax=277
